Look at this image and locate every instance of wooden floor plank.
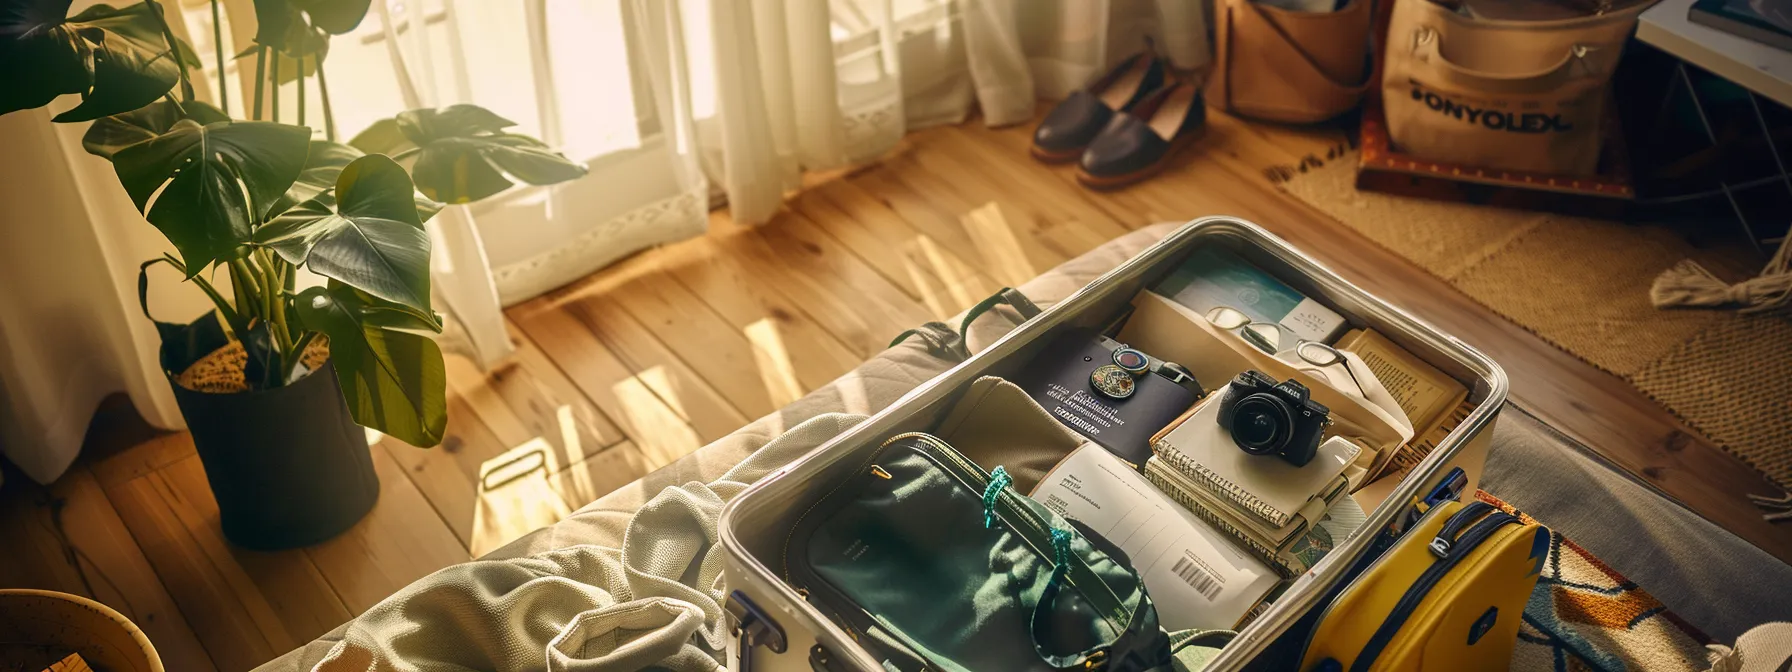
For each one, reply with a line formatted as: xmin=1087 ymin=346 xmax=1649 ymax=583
xmin=707 ymin=210 xmax=934 ymax=357
xmin=602 ymin=262 xmax=793 ymax=420
xmin=860 ymin=146 xmax=1082 ymax=286
xmin=151 ymin=455 xmax=355 ymax=652
xmin=446 ymin=335 xmax=630 ymax=469
xmin=793 ymin=177 xmax=1004 ymax=319
xmin=103 ymin=452 xmax=304 ymax=670
xmin=303 ymin=443 xmax=471 ymax=614
xmin=0 ymin=465 xmax=217 ymax=672
xmin=379 ymin=394 xmax=518 ymax=553
xmin=507 ymin=307 xmax=718 ymax=467
xmin=516 ymin=286 xmax=747 ymax=458
xmin=656 ymin=234 xmax=866 ymax=400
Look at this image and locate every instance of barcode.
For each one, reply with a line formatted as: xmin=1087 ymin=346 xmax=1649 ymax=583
xmin=1170 ymin=556 xmax=1223 ymax=601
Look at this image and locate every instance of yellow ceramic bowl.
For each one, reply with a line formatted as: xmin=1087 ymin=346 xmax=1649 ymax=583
xmin=0 ymin=589 xmax=163 ymax=672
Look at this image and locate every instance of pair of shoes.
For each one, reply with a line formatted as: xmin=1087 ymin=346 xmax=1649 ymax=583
xmin=1030 ymin=49 xmax=1207 ymax=190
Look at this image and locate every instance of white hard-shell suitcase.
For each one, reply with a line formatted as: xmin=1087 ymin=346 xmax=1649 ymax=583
xmin=718 ymin=217 xmax=1508 ymax=671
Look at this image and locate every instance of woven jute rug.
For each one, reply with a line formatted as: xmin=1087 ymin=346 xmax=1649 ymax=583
xmin=1279 ymin=157 xmax=1792 ymax=490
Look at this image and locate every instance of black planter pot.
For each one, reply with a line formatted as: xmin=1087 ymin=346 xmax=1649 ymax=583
xmin=168 ymin=361 xmax=380 ymax=550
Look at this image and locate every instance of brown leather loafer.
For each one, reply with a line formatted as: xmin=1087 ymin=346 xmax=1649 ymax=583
xmin=1076 ymin=82 xmax=1206 ymax=190
xmin=1031 ymin=50 xmax=1166 ymax=164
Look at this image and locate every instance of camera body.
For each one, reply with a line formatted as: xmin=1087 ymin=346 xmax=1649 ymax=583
xmin=1019 ymin=330 xmax=1205 ymax=465
xmin=1216 ymin=370 xmax=1331 ymax=467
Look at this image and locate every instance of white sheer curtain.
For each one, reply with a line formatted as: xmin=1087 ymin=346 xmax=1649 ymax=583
xmin=0 ymin=0 xmax=1205 ymax=484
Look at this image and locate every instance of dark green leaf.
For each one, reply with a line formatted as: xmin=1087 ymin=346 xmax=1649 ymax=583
xmin=1 ymin=1 xmax=192 ymax=120
xmin=294 ymin=284 xmax=445 ymax=446
xmin=382 ymin=105 xmax=586 ymax=203
xmin=348 ymin=117 xmax=408 ymax=154
xmin=250 ymin=0 xmax=328 ymax=80
xmin=332 ymin=282 xmax=442 ymax=332
xmin=255 ymin=154 xmax=431 ymax=311
xmin=82 ymin=98 xmax=226 ymax=159
xmin=395 ymin=104 xmax=517 ymax=143
xmin=112 ymin=119 xmax=313 ymax=274
xmin=291 ymin=0 xmax=369 ymax=35
xmin=270 ymin=139 xmax=362 ymax=215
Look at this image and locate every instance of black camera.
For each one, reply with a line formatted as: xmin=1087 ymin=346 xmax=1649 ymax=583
xmin=1018 ymin=331 xmax=1205 ymax=465
xmin=1216 ymin=370 xmax=1331 ymax=467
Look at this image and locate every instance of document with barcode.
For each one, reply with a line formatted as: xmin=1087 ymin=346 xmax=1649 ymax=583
xmin=1031 ymin=443 xmax=1281 ymax=630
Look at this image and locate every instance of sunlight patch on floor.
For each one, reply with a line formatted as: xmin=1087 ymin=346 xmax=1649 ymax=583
xmin=916 ymin=234 xmax=975 ymax=313
xmin=961 ymin=202 xmax=1036 ymax=286
xmin=471 ymin=438 xmax=571 ymax=557
xmin=745 ymin=318 xmax=805 ymax=408
xmin=610 ymin=367 xmax=704 ymax=470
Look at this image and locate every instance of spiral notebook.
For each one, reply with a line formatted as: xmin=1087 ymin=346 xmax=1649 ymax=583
xmin=1152 ymin=391 xmax=1359 ymax=528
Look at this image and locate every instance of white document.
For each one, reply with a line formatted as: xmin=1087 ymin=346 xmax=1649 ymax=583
xmin=1031 ymin=444 xmax=1282 ymax=630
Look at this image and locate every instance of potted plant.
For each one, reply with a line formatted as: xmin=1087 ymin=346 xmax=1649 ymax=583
xmin=1 ymin=0 xmax=586 ymax=549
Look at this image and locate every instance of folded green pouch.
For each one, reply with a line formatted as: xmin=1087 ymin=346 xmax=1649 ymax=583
xmin=784 ymin=432 xmax=1176 ymax=671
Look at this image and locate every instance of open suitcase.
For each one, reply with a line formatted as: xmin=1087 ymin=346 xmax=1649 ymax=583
xmin=718 ymin=217 xmax=1508 ymax=670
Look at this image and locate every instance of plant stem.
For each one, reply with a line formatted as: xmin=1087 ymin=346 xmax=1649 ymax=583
xmin=270 ymin=50 xmax=280 ymax=123
xmin=209 ymin=0 xmax=227 ymax=116
xmin=161 ymin=255 xmax=246 ymax=336
xmin=161 ymin=92 xmax=187 ymax=117
xmin=226 ymin=259 xmax=256 ymax=321
xmin=317 ymin=59 xmax=336 ymax=141
xmin=252 ymin=46 xmax=266 ymax=120
xmin=148 ymin=0 xmax=197 ymax=102
xmin=391 ymin=146 xmax=421 ymax=161
xmin=260 ymin=255 xmax=294 ymax=383
xmin=297 ymin=54 xmax=307 ymax=126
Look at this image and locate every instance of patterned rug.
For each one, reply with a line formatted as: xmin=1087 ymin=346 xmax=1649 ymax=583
xmin=1478 ymin=491 xmax=1714 ymax=671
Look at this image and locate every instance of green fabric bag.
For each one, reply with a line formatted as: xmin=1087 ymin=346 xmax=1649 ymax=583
xmin=784 ymin=432 xmax=1184 ymax=671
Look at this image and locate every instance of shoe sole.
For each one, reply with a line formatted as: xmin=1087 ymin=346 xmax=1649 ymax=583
xmin=1073 ymin=128 xmax=1205 ymax=191
xmin=1030 ymin=144 xmax=1084 ymax=164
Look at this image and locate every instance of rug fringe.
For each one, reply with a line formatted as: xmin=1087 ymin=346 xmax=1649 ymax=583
xmin=1651 ymin=235 xmax=1792 ymax=314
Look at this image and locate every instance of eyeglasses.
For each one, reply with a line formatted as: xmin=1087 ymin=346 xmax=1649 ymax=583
xmin=1204 ymin=306 xmax=1366 ymax=396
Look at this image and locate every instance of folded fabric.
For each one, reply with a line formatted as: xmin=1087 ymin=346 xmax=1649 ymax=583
xmin=308 ymin=414 xmax=869 ymax=672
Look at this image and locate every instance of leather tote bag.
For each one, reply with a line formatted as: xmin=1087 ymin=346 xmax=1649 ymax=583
xmin=784 ymin=432 xmax=1177 ymax=671
xmin=1207 ymin=0 xmax=1375 ymax=124
xmin=1381 ymin=0 xmax=1654 ymax=175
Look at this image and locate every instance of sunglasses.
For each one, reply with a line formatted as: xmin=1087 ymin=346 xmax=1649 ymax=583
xmin=1204 ymin=306 xmax=1366 ymax=396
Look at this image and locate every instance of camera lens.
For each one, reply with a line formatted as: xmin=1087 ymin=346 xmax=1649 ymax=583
xmin=1230 ymin=395 xmax=1292 ymax=455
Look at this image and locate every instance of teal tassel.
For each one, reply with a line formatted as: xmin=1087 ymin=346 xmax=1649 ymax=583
xmin=1051 ymin=527 xmax=1073 ymax=576
xmin=982 ymin=466 xmax=1012 ymax=529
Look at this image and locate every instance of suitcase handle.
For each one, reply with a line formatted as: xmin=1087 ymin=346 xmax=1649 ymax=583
xmin=726 ymin=590 xmax=786 ymax=672
xmin=889 ymin=287 xmax=1042 ymax=360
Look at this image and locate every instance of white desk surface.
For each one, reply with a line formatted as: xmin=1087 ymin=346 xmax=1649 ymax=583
xmin=1636 ymin=0 xmax=1792 ymax=109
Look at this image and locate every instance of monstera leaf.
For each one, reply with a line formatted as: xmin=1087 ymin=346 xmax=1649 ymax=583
xmin=294 ymin=282 xmax=446 ymax=447
xmin=255 ymin=154 xmax=432 ymax=312
xmin=81 ymin=98 xmax=226 ymax=159
xmin=292 ymin=0 xmax=369 ymax=34
xmin=271 ymin=139 xmax=361 ymax=214
xmin=350 ymin=104 xmax=587 ymax=203
xmin=111 ymin=119 xmax=312 ymax=274
xmin=0 ymin=0 xmax=201 ymax=121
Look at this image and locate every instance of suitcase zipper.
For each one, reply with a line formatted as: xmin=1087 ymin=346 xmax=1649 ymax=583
xmin=1348 ymin=505 xmax=1518 ymax=672
xmin=1428 ymin=500 xmax=1494 ymax=557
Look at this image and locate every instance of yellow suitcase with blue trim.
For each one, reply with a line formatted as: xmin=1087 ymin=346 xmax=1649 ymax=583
xmin=1299 ymin=499 xmax=1549 ymax=671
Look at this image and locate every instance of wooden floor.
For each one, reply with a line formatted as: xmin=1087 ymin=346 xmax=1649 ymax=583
xmin=3 ymin=110 xmax=1786 ymax=672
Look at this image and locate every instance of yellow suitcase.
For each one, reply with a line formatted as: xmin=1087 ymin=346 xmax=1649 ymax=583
xmin=1300 ymin=499 xmax=1550 ymax=671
